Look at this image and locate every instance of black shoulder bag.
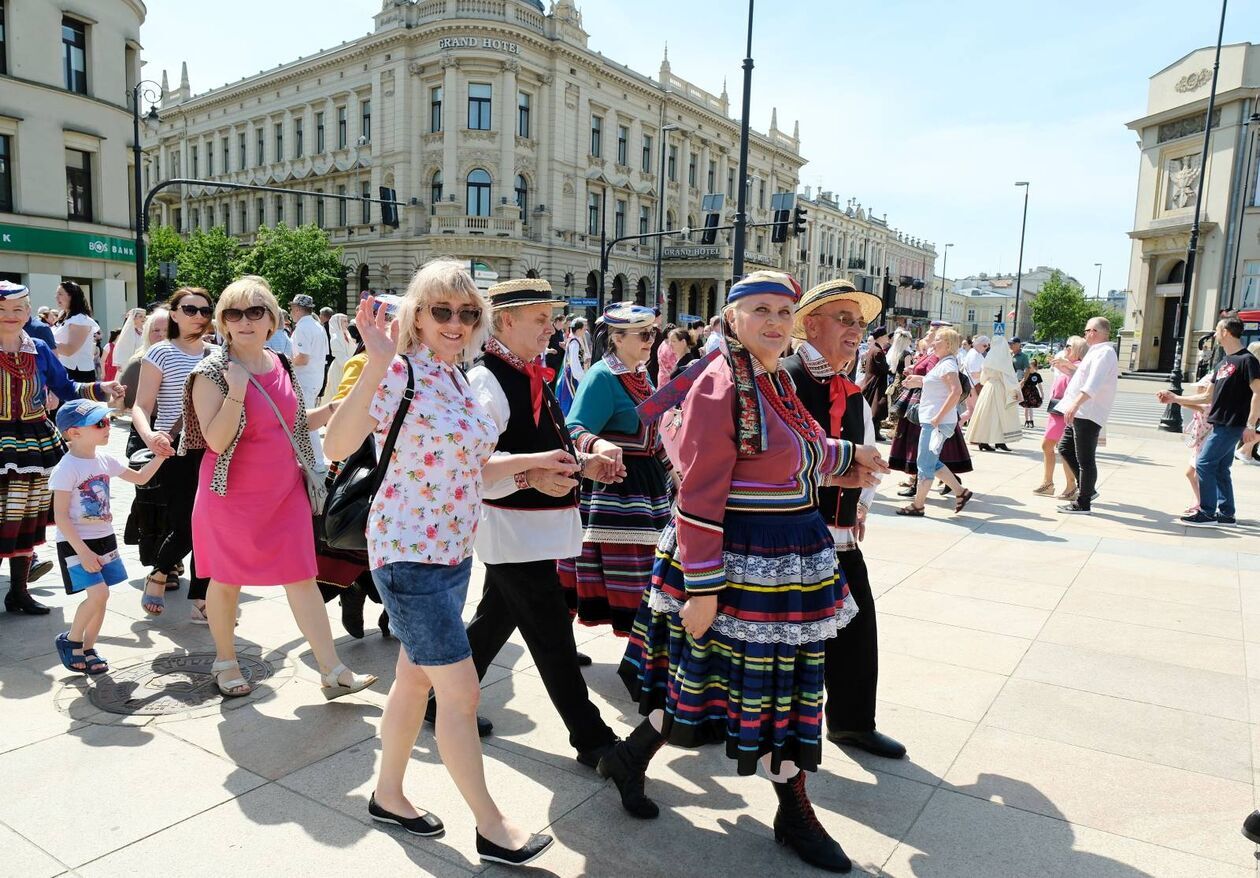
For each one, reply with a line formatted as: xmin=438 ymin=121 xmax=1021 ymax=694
xmin=320 ymin=357 xmax=415 ymax=551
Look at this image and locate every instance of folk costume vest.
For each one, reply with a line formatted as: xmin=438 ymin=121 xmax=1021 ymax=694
xmin=782 ymin=353 xmax=864 ymax=529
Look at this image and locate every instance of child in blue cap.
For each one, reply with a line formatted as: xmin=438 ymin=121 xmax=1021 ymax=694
xmin=50 ymin=399 xmax=164 ymax=674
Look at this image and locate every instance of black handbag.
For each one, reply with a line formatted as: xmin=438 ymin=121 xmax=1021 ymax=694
xmin=320 ymin=358 xmax=414 ymax=551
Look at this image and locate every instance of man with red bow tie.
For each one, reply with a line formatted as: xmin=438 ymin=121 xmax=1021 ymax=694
xmin=460 ymin=277 xmax=624 ymax=769
xmin=782 ymin=279 xmax=906 ymax=761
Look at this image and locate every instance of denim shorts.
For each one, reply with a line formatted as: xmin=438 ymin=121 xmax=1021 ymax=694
xmin=916 ymin=420 xmax=957 ymax=482
xmin=371 ymin=557 xmax=473 ymax=666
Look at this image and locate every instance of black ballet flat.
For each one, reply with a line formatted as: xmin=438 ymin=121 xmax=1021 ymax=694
xmin=368 ymin=793 xmax=444 ymax=837
xmin=475 ymin=830 xmax=555 ymax=867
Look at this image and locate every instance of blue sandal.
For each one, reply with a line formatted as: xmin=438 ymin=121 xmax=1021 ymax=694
xmin=55 ymin=632 xmax=88 ymax=673
xmin=141 ymin=573 xmax=166 ymax=616
xmin=82 ymin=649 xmax=108 ymax=676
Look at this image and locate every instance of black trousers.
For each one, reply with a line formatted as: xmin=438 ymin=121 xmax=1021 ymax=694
xmin=1057 ymin=417 xmax=1101 ymax=510
xmin=153 ymin=446 xmax=210 ymax=600
xmin=824 ymin=548 xmax=879 ymax=733
xmin=466 ymin=559 xmax=615 ymax=754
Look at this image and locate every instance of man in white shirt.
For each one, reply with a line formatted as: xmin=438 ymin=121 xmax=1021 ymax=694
xmin=288 ymin=294 xmax=329 ymax=460
xmin=1056 ymin=316 xmax=1119 ymax=514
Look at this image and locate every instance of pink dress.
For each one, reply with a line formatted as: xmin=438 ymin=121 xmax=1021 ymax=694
xmin=1044 ymin=368 xmax=1071 ymax=443
xmin=192 ymin=356 xmax=317 ymax=585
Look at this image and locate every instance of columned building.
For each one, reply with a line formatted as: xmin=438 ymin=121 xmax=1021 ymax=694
xmin=0 ymin=0 xmax=146 ymax=331
xmin=142 ymin=0 xmax=805 ymax=323
xmin=1122 ymin=43 xmax=1260 ymax=374
xmin=792 ymin=188 xmax=937 ymax=331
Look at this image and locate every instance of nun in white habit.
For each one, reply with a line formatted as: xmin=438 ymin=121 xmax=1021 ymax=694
xmin=968 ymin=336 xmax=1023 ymax=450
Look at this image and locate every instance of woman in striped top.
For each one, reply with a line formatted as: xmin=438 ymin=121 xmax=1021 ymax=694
xmin=131 ymin=287 xmax=215 ymax=617
xmin=605 ymin=271 xmax=887 ymax=874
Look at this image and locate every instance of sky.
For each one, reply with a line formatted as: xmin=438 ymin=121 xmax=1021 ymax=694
xmin=140 ymin=0 xmax=1260 ymax=297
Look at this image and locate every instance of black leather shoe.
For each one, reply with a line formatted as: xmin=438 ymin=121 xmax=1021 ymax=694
xmin=576 ymin=739 xmax=617 ymax=769
xmin=1243 ymin=809 xmax=1260 ymax=844
xmin=827 ymin=729 xmax=907 ymax=760
xmin=995 ymin=443 xmax=1011 ymax=452
xmin=368 ymin=793 xmax=444 ymax=837
xmin=340 ymin=588 xmax=366 ymax=639
xmin=28 ymin=558 xmax=54 ymax=582
xmin=475 ymin=830 xmax=554 ymax=867
xmin=4 ymin=592 xmax=51 ymax=615
xmin=425 ymin=698 xmax=494 ymax=738
xmin=576 ymin=650 xmax=593 ymax=667
xmin=378 ymin=610 xmax=391 ymax=639
xmin=978 ymin=443 xmax=994 ymax=452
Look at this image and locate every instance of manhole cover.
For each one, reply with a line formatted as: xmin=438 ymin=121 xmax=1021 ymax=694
xmin=89 ymin=652 xmax=275 ymax=716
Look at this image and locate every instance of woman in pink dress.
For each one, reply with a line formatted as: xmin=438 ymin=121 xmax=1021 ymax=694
xmin=183 ymin=275 xmax=376 ymax=701
xmin=1033 ymin=336 xmax=1087 ymax=499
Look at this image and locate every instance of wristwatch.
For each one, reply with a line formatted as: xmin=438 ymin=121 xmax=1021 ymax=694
xmin=513 ymin=472 xmax=530 ymax=491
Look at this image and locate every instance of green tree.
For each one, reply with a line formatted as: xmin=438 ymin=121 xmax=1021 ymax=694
xmin=144 ymin=225 xmax=184 ymax=294
xmin=179 ymin=227 xmax=239 ymax=296
xmin=232 ymin=223 xmax=346 ymax=310
xmin=1082 ymin=299 xmax=1125 ymax=335
xmin=1029 ymin=270 xmax=1091 ymax=342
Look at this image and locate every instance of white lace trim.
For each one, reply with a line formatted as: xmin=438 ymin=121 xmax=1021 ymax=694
xmin=722 ymin=546 xmax=837 ymax=586
xmin=646 ymin=588 xmax=858 ymax=645
xmin=583 ymin=527 xmax=662 ymax=545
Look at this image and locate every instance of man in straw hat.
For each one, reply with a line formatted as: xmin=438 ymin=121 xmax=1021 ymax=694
xmin=448 ymin=276 xmax=624 ymax=767
xmin=782 ymin=278 xmax=907 ymax=761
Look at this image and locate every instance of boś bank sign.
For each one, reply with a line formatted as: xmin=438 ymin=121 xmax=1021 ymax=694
xmin=0 ymin=223 xmax=135 ymax=263
xmin=437 ymin=36 xmax=522 ymax=55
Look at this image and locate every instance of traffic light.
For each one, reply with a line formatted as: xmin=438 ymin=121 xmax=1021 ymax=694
xmin=791 ymin=205 xmax=808 ymax=237
xmin=771 ymin=208 xmax=790 ymax=243
xmin=379 ymin=186 xmax=399 ymax=228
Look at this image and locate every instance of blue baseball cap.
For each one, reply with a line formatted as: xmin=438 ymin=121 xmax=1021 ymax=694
xmin=55 ymin=399 xmax=112 ymax=433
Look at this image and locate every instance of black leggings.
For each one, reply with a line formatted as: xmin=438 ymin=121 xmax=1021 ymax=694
xmin=153 ymin=445 xmax=209 ymax=600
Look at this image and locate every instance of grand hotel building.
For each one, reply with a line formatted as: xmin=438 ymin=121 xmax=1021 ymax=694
xmin=142 ymin=0 xmax=937 ymax=322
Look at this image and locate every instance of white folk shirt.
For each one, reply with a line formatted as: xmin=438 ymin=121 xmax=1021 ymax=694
xmin=963 ymin=347 xmax=986 ymax=380
xmin=468 ymin=362 xmax=584 ymax=566
xmin=1058 ymin=341 xmax=1119 ymax=425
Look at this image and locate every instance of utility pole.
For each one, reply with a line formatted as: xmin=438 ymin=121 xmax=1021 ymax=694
xmin=731 ymin=0 xmax=755 ymax=280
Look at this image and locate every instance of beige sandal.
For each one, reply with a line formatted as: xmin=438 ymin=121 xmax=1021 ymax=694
xmin=211 ymin=659 xmax=252 ymax=698
xmin=321 ymin=663 xmax=378 ymax=701
xmin=1032 ymin=482 xmax=1056 ymax=496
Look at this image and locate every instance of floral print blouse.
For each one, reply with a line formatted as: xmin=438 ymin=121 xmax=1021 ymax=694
xmin=367 ymin=346 xmax=497 ymax=569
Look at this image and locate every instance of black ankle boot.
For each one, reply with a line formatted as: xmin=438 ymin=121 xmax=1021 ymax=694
xmin=340 ymin=587 xmax=366 ymax=639
xmin=771 ymin=771 xmax=851 ymax=873
xmin=5 ymin=556 xmax=49 ymax=615
xmin=597 ymin=720 xmax=664 ymax=819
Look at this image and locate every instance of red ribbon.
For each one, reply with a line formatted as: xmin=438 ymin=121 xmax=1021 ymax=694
xmin=525 ymin=361 xmax=555 ymax=425
xmin=828 ymin=374 xmax=861 ymax=437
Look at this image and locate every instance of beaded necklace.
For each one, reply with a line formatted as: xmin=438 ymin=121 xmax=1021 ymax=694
xmin=758 ymin=371 xmax=824 ymax=443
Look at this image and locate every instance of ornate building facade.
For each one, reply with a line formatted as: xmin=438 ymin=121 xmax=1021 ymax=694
xmin=141 ymin=0 xmax=807 ymax=322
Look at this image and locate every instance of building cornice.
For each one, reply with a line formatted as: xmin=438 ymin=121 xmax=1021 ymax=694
xmin=1126 ymin=87 xmax=1254 ymax=132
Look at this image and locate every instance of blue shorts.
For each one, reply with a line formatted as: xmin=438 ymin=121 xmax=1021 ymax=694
xmin=56 ymin=535 xmax=127 ymax=595
xmin=371 ymin=557 xmax=473 ymax=666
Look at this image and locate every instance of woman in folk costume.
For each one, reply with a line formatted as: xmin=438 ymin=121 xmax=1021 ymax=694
xmin=968 ymin=335 xmax=1023 ymax=451
xmin=0 ymin=281 xmax=122 ymax=614
xmin=558 ymin=304 xmax=673 ymax=636
xmin=555 ymin=316 xmax=590 ymax=415
xmin=604 ymin=271 xmax=888 ymax=873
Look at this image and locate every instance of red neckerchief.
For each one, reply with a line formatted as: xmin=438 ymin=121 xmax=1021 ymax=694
xmin=485 ymin=337 xmax=554 ymax=425
xmin=828 ymin=373 xmax=861 ymax=437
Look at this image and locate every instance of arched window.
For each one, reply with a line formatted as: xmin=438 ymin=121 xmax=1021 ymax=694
xmin=515 ymin=174 xmax=529 ymax=219
xmin=466 ymin=168 xmax=491 ymax=217
xmin=430 ymin=171 xmax=443 ymax=214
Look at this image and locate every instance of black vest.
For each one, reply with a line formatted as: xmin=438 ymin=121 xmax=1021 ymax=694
xmin=782 ymin=353 xmax=865 ymax=528
xmin=478 ymin=352 xmax=577 ymax=511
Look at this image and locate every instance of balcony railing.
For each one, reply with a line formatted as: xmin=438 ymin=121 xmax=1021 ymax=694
xmin=429 ymin=215 xmax=520 ymax=236
xmin=847 ymin=257 xmax=866 ymax=270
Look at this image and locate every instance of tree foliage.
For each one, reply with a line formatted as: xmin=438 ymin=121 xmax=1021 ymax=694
xmin=232 ymin=224 xmax=346 ymax=311
xmin=179 ymin=227 xmax=239 ymax=296
xmin=144 ymin=224 xmax=184 ymax=292
xmin=1029 ymin=271 xmax=1124 ymax=341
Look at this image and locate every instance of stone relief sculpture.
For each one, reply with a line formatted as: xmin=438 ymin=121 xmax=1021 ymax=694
xmin=1165 ymin=153 xmax=1201 ymax=210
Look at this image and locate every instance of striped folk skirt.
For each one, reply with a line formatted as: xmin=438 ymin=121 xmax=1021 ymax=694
xmin=558 ymin=454 xmax=672 ymax=636
xmin=0 ymin=416 xmax=65 ymax=558
xmin=618 ymin=509 xmax=857 ymax=776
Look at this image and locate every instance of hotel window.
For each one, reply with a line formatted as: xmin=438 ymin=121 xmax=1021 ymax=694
xmin=239 ymin=201 xmax=246 ymax=232
xmin=466 ymin=168 xmax=491 ymax=217
xmin=1241 ymin=261 xmax=1260 ymax=310
xmin=316 ymin=112 xmax=325 ymax=152
xmin=256 ymin=197 xmax=264 ymax=229
xmin=221 ymin=137 xmax=229 ymax=174
xmin=256 ymin=127 xmax=264 ymax=165
xmin=467 ymin=84 xmax=492 ymax=131
xmin=517 ymin=91 xmax=530 ymax=138
xmin=237 ymin=132 xmax=246 ymax=170
xmin=641 ymin=135 xmax=652 ymax=173
xmin=667 ymin=145 xmax=677 ymax=182
xmin=590 ymin=115 xmax=602 ymax=157
xmin=758 ymin=179 xmax=765 ymax=209
xmin=614 ymin=199 xmax=626 ymax=238
xmin=295 ymin=197 xmax=304 ymax=226
xmin=337 ymin=185 xmax=347 ymax=225
xmin=727 ymin=168 xmax=735 ymax=197
xmin=707 ymin=161 xmax=715 ymax=192
xmin=191 ymin=145 xmax=198 ymax=177
xmin=274 ymin=123 xmax=283 ymax=162
xmin=207 ymin=145 xmax=213 ymax=177
xmin=361 ymin=180 xmax=371 ymax=224
xmin=337 ymin=106 xmax=347 ymax=148
xmin=361 ymin=99 xmax=371 ymax=142
xmin=430 ymin=87 xmax=442 ymax=133
xmin=688 ymin=154 xmax=697 ymax=188
xmin=315 ymin=189 xmax=324 ymax=228
xmin=587 ymin=191 xmax=601 ymax=235
xmin=190 ymin=208 xmax=199 ymax=230
xmin=295 ymin=118 xmax=304 ymax=157
xmin=639 ymin=205 xmax=650 ymax=236
xmin=617 ymin=126 xmax=628 ymax=166
xmin=62 ymin=18 xmax=87 ymax=94
xmin=0 ymin=135 xmax=12 ymax=212
xmin=515 ymin=174 xmax=528 ymax=219
xmin=274 ymin=194 xmax=284 ymax=225
xmin=430 ymin=170 xmax=443 ymax=213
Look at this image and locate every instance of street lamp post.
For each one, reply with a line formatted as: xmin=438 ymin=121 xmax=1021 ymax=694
xmin=655 ymin=122 xmax=681 ymax=315
xmin=731 ymin=0 xmax=755 ymax=279
xmin=1160 ymin=0 xmax=1229 ymax=432
xmin=1012 ymin=182 xmax=1030 ymax=337
xmin=938 ymin=242 xmax=953 ymax=320
xmin=1094 ymin=262 xmax=1102 ymax=299
xmin=130 ymin=80 xmax=162 ymax=308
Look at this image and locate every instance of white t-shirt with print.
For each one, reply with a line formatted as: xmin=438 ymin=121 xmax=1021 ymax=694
xmin=53 ymin=314 xmax=100 ymax=372
xmin=290 ymin=314 xmax=328 ymax=395
xmin=48 ymin=452 xmax=125 ymax=541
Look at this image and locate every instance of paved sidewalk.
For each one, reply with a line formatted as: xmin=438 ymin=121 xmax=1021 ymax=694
xmin=2 ymin=419 xmax=1259 ymax=877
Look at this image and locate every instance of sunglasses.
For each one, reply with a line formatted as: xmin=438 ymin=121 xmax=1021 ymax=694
xmin=816 ymin=312 xmax=868 ymax=330
xmin=222 ymin=306 xmax=270 ymax=323
xmin=179 ymin=304 xmax=214 ymax=318
xmin=429 ymin=305 xmax=481 ymax=327
xmin=614 ymin=327 xmax=659 ymax=342
xmin=74 ymin=417 xmax=110 ymax=430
